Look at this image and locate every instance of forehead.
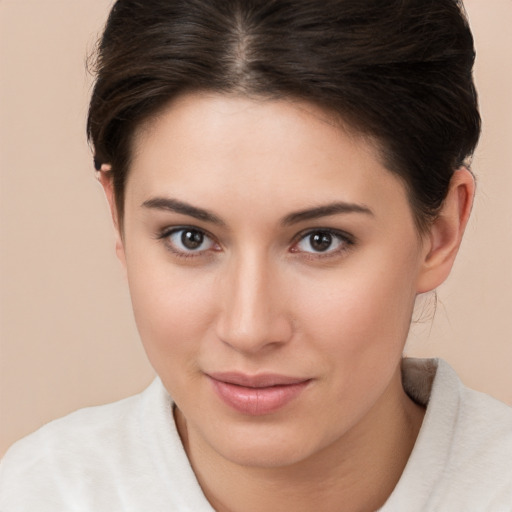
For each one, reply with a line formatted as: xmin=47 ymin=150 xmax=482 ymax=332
xmin=127 ymin=93 xmax=411 ymax=224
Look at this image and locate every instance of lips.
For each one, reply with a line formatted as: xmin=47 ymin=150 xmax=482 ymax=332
xmin=207 ymin=372 xmax=311 ymax=416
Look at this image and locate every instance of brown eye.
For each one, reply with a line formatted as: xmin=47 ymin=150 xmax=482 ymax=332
xmin=293 ymin=229 xmax=351 ymax=256
xmin=309 ymin=232 xmax=333 ymax=252
xmin=162 ymin=227 xmax=217 ymax=255
xmin=181 ymin=229 xmax=204 ymax=250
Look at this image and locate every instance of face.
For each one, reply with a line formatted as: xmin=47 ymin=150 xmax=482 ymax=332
xmin=115 ymin=93 xmax=431 ymax=468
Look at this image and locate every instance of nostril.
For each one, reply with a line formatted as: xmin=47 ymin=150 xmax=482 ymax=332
xmin=215 ymin=259 xmax=293 ymax=352
xmin=215 ymin=312 xmax=293 ymax=355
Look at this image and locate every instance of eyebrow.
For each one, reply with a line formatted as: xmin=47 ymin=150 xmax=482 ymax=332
xmin=142 ymin=197 xmax=373 ymax=227
xmin=142 ymin=197 xmax=226 ymax=226
xmin=281 ymin=202 xmax=374 ymax=225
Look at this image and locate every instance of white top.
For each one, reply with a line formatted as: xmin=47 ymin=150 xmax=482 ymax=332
xmin=1 ymin=359 xmax=511 ymax=511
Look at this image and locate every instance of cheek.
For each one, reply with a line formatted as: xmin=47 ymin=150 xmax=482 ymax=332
xmin=125 ymin=255 xmax=218 ymax=374
xmin=293 ymin=251 xmax=419 ymax=363
xmin=289 ymin=257 xmax=419 ymax=422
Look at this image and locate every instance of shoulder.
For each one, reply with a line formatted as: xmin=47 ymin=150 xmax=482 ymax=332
xmin=441 ymin=362 xmax=512 ymax=503
xmin=389 ymin=358 xmax=512 ymax=511
xmin=2 ymin=384 xmax=148 ymax=467
xmin=403 ymin=357 xmax=512 ymax=441
xmin=0 ymin=379 xmax=178 ymax=511
xmin=431 ymin=360 xmax=512 ymax=510
xmin=433 ymin=359 xmax=512 ymax=459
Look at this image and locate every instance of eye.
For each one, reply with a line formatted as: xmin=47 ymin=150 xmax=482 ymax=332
xmin=292 ymin=229 xmax=352 ymax=255
xmin=159 ymin=227 xmax=219 ymax=256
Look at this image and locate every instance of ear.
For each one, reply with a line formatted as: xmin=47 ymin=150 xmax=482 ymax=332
xmin=97 ymin=167 xmax=127 ymax=270
xmin=416 ymin=167 xmax=475 ymax=294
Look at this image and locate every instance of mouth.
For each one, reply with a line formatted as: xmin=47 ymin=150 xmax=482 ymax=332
xmin=207 ymin=372 xmax=312 ymax=416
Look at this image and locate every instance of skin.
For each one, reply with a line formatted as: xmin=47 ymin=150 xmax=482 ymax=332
xmin=100 ymin=92 xmax=474 ymax=512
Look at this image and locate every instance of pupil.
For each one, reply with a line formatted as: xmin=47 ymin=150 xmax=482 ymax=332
xmin=181 ymin=230 xmax=204 ymax=250
xmin=310 ymin=232 xmax=332 ymax=252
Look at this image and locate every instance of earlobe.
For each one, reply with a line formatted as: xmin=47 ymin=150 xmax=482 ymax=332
xmin=416 ymin=167 xmax=475 ymax=294
xmin=97 ymin=165 xmax=127 ymax=270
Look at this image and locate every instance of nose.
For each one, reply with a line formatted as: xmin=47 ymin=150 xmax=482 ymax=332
xmin=215 ymin=250 xmax=293 ymax=355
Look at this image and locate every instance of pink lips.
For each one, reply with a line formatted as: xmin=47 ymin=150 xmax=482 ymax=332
xmin=208 ymin=372 xmax=311 ymax=416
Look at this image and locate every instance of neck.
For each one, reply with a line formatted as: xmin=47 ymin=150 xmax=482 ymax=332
xmin=176 ymin=367 xmax=425 ymax=512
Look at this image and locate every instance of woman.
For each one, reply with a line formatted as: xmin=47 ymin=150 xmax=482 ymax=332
xmin=1 ymin=0 xmax=511 ymax=510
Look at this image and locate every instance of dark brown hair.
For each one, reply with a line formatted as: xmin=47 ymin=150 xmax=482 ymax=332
xmin=87 ymin=0 xmax=480 ymax=231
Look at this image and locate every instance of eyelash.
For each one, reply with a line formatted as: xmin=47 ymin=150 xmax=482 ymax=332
xmin=156 ymin=226 xmax=220 ymax=259
xmin=290 ymin=228 xmax=355 ymax=260
xmin=156 ymin=226 xmax=355 ymax=260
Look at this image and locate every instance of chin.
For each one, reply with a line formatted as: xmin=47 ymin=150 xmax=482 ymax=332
xmin=199 ymin=419 xmax=330 ymax=469
xmin=217 ymin=440 xmax=310 ymax=469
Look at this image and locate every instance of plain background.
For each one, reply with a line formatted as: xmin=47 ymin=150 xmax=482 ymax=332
xmin=1 ymin=0 xmax=511 ymax=457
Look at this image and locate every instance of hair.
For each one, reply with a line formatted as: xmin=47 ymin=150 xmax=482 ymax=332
xmin=87 ymin=0 xmax=480 ymax=232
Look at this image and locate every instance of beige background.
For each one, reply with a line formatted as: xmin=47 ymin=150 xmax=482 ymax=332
xmin=1 ymin=0 xmax=511 ymax=457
